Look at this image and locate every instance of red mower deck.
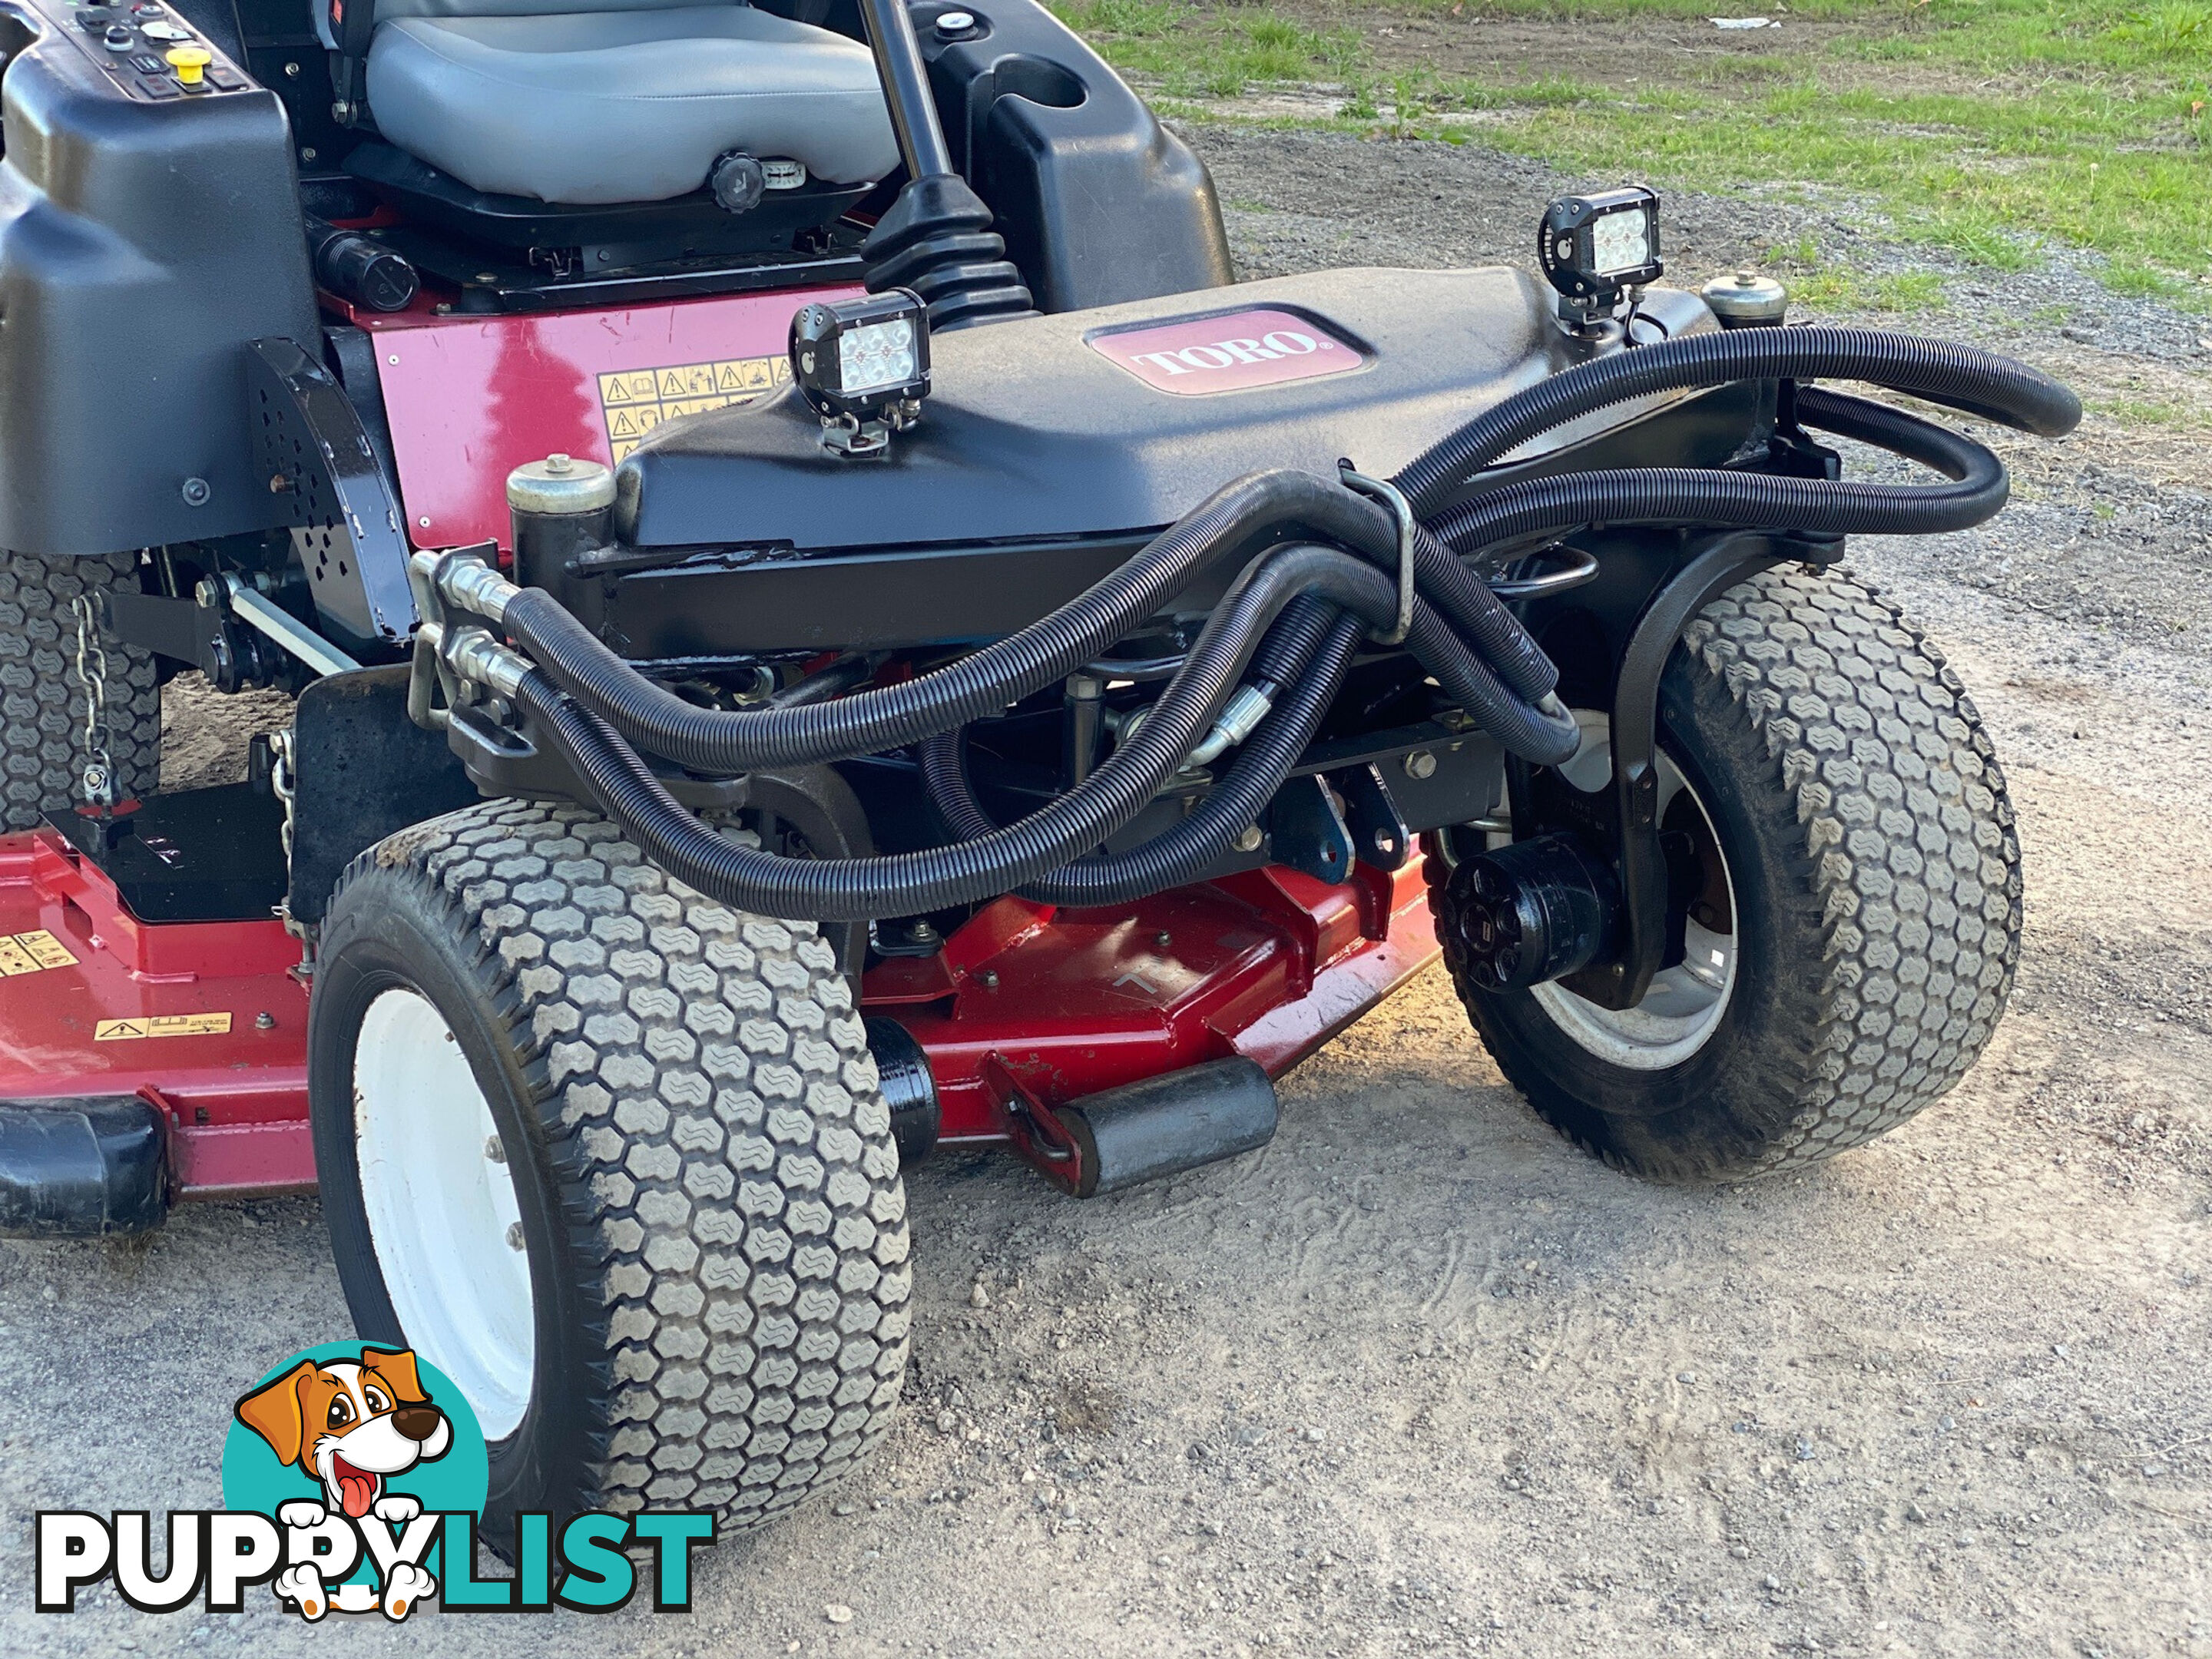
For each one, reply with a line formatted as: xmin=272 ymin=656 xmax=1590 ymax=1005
xmin=0 ymin=826 xmax=1438 ymax=1202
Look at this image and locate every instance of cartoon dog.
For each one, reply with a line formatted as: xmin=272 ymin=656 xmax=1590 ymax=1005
xmin=234 ymin=1347 xmax=452 ymax=1620
xmin=236 ymin=1346 xmax=453 ymax=1519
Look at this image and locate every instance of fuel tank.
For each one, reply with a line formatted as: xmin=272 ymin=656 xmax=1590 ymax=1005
xmin=614 ymin=266 xmax=1733 ymax=559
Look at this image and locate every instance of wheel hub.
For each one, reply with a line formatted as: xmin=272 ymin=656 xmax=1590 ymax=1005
xmin=353 ymin=987 xmax=536 ymax=1441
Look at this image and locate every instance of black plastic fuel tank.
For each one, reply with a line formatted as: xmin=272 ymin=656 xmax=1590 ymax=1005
xmin=0 ymin=2 xmax=317 ymax=556
xmin=615 ymin=266 xmax=1732 ymax=556
xmin=596 ymin=268 xmax=1749 ymax=657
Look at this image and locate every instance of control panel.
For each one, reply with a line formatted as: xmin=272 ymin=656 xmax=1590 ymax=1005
xmin=36 ymin=0 xmax=253 ymax=103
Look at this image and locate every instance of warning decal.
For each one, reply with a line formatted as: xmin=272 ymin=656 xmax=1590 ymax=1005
xmin=598 ymin=354 xmax=790 ymax=462
xmin=95 ymin=1012 xmax=234 ymax=1041
xmin=0 ymin=930 xmax=80 ymax=977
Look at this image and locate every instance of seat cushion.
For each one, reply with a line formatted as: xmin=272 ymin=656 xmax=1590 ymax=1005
xmin=365 ymin=5 xmax=899 ymax=205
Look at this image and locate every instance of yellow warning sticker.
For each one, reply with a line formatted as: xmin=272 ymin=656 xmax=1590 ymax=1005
xmin=94 ymin=1012 xmax=234 ymax=1041
xmin=0 ymin=930 xmax=80 ymax=976
xmin=598 ymin=354 xmax=790 ymax=462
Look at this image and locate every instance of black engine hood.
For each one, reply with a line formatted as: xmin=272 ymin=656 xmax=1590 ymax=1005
xmin=613 ymin=267 xmax=1719 ymax=555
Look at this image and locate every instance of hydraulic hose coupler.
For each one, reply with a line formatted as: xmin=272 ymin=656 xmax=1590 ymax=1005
xmin=508 ymin=453 xmax=616 ymax=593
xmin=444 ymin=626 xmax=531 ymax=700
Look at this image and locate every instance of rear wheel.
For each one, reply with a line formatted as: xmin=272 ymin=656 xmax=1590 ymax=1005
xmin=1432 ymin=566 xmax=2021 ymax=1183
xmin=309 ymin=799 xmax=913 ymax=1535
xmin=0 ymin=551 xmax=160 ymax=830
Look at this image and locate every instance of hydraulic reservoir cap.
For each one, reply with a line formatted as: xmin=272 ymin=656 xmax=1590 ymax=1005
xmin=507 ymin=453 xmax=615 ymax=516
xmin=1702 ymin=268 xmax=1789 ymax=327
xmin=164 ymin=45 xmax=211 ymax=85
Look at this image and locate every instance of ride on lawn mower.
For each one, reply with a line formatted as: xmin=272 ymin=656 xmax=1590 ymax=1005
xmin=0 ymin=0 xmax=2078 ymax=1542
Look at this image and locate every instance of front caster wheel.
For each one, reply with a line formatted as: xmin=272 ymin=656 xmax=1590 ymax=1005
xmin=1431 ymin=566 xmax=2022 ymax=1183
xmin=308 ymin=800 xmax=912 ymax=1537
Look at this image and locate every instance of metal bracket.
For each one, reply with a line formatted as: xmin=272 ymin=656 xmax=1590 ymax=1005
xmin=1267 ymin=773 xmax=1356 ymax=885
xmin=1334 ymin=763 xmax=1414 ymax=873
xmin=1338 ymin=463 xmax=1416 ymax=647
xmin=446 ymin=703 xmax=749 ymax=814
xmin=246 ymin=337 xmax=418 ymax=649
xmin=404 ymin=541 xmax=503 ymax=732
xmin=1561 ymin=530 xmax=1823 ymax=1010
xmin=983 ymin=1054 xmax=1084 ymax=1194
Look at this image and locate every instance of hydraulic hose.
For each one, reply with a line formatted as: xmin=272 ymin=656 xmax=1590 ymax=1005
xmin=505 ymin=470 xmax=1450 ymax=773
xmin=1392 ymin=324 xmax=2080 ymax=518
xmin=1431 ymin=388 xmax=2010 ymax=555
xmin=470 ymin=329 xmax=2074 ymax=923
xmin=515 ymin=543 xmax=1422 ymax=919
xmin=925 ymin=609 xmax=1370 ymax=906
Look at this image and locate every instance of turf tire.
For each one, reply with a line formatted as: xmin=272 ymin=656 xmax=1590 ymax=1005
xmin=309 ymin=798 xmax=913 ymax=1538
xmin=1431 ymin=565 xmax=2022 ymax=1183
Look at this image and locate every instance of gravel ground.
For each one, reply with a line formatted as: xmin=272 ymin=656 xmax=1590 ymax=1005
xmin=4 ymin=126 xmax=2208 ymax=1659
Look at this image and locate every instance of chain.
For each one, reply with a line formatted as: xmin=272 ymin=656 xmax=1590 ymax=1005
xmin=269 ymin=727 xmax=299 ymax=864
xmin=70 ymin=593 xmax=117 ymax=808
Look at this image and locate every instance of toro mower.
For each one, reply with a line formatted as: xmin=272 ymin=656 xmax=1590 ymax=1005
xmin=0 ymin=0 xmax=2077 ymax=1540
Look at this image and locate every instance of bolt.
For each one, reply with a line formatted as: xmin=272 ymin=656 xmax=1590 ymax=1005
xmin=300 ymin=147 xmax=317 ymax=164
xmin=283 ymin=60 xmax=300 ymax=76
xmin=194 ymin=577 xmax=223 ymax=608
xmin=936 ymin=9 xmax=976 ymax=32
xmin=1154 ymin=930 xmax=1173 ymax=949
xmin=544 ymin=453 xmax=574 ymax=475
xmin=1233 ymin=825 xmax=1264 ymax=853
xmin=180 ymin=477 xmax=211 ymax=508
xmin=911 ymin=922 xmax=939 ymax=944
xmin=254 ymin=1011 xmax=276 ymax=1030
xmin=1403 ymin=749 xmax=1438 ymax=780
xmin=485 ymin=1136 xmax=506 ymax=1164
xmin=976 ymin=969 xmax=1000 ymax=989
xmin=505 ymin=1222 xmax=525 ymax=1252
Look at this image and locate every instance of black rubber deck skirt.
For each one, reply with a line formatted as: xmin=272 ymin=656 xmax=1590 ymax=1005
xmin=0 ymin=1096 xmax=169 ymax=1238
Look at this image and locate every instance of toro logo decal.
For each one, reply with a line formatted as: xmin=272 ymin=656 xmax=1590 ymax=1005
xmin=1087 ymin=307 xmax=1367 ymax=395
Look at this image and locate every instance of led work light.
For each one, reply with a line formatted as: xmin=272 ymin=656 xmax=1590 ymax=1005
xmin=789 ymin=290 xmax=931 ymax=456
xmin=1537 ymin=186 xmax=1664 ymax=323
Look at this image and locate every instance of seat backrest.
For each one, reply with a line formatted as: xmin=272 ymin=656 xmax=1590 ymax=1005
xmin=320 ymin=0 xmax=733 ymax=55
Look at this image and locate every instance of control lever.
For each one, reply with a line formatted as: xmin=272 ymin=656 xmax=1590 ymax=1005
xmin=849 ymin=0 xmax=1034 ymax=329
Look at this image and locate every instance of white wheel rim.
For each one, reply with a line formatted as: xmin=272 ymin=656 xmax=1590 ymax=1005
xmin=353 ymin=988 xmax=535 ymax=1439
xmin=1520 ymin=713 xmax=1740 ymax=1071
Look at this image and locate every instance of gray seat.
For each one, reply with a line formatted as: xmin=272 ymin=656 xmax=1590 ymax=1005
xmin=362 ymin=1 xmax=899 ymax=206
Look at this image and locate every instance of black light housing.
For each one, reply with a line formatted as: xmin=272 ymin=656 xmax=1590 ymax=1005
xmin=788 ymin=289 xmax=931 ymax=455
xmin=1538 ymin=185 xmax=1664 ymax=316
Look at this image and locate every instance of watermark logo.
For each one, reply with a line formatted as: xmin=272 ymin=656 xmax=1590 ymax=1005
xmin=36 ymin=1341 xmax=714 ymax=1621
xmin=224 ymin=1342 xmax=484 ymax=1619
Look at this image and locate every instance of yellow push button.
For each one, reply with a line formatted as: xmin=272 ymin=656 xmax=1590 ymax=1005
xmin=164 ymin=45 xmax=210 ymax=85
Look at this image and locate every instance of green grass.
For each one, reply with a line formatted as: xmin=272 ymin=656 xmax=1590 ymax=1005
xmin=2085 ymin=393 xmax=2210 ymax=426
xmin=1051 ymin=0 xmax=2212 ymax=306
xmin=1054 ymin=0 xmax=1362 ymax=95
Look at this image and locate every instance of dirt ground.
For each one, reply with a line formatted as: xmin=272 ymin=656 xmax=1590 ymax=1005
xmin=3 ymin=126 xmax=2210 ymax=1659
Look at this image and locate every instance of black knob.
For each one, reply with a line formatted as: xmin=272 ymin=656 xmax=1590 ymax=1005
xmin=104 ymin=24 xmax=133 ymax=45
xmin=709 ymin=151 xmax=765 ymax=214
xmin=304 ymin=216 xmax=421 ymax=313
